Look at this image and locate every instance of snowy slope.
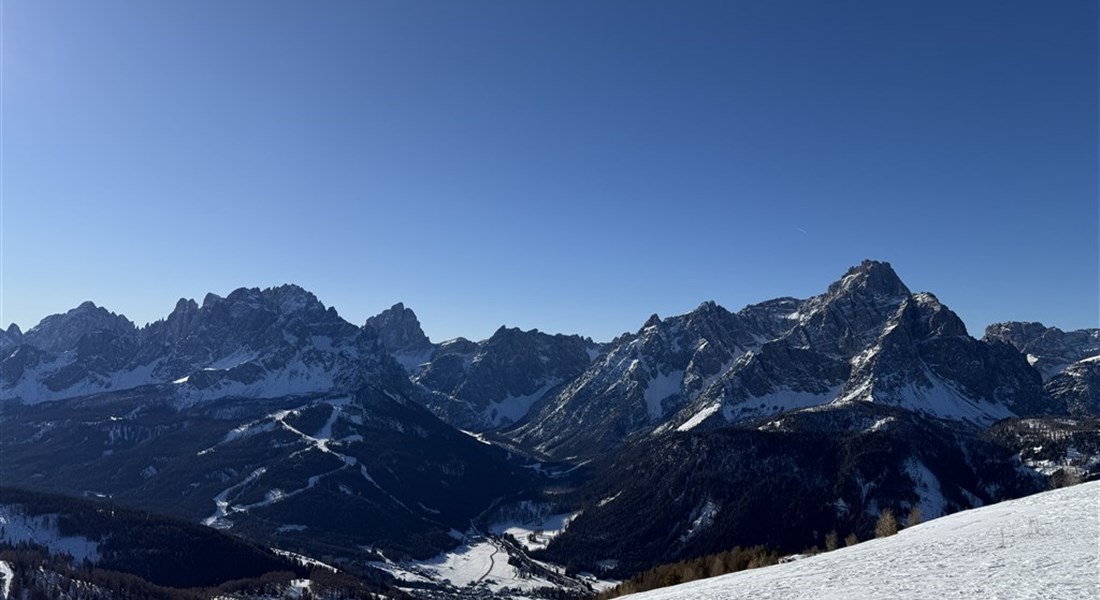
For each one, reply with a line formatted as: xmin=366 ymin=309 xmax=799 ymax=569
xmin=624 ymin=481 xmax=1100 ymax=600
xmin=0 ymin=505 xmax=101 ymax=563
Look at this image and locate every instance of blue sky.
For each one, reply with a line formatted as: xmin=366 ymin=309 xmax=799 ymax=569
xmin=3 ymin=0 xmax=1096 ymax=342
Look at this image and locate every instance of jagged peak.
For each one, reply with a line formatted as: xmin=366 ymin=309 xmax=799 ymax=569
xmin=984 ymin=321 xmax=1065 ymax=338
xmin=365 ymin=301 xmax=432 ymax=351
xmin=199 ymin=284 xmax=326 ymax=316
xmin=173 ymin=297 xmax=199 ymax=313
xmin=906 ymin=293 xmax=969 ymax=337
xmin=367 ymin=302 xmax=420 ymax=324
xmin=225 ymin=286 xmax=264 ymax=304
xmin=827 ymin=259 xmax=910 ymax=299
xmin=20 ymin=300 xmax=136 ymax=353
xmin=264 ymin=283 xmax=317 ymax=300
xmin=487 ymin=325 xmax=565 ymax=345
xmin=53 ymin=301 xmax=132 ymax=325
xmin=686 ymin=300 xmax=735 ymax=321
xmin=6 ymin=323 xmax=22 ymax=337
xmin=987 ymin=320 xmax=1049 ymax=330
xmin=263 ymin=284 xmax=324 ymax=314
xmin=643 ymin=314 xmax=662 ymax=328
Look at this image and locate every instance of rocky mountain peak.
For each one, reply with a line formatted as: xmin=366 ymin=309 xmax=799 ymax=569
xmin=910 ymin=292 xmax=969 ymax=338
xmin=788 ymin=261 xmax=914 ymax=356
xmin=173 ymin=298 xmax=200 ymax=314
xmin=983 ymin=321 xmax=1100 ymax=380
xmin=264 ymin=284 xmax=325 ymax=315
xmin=364 ymin=302 xmax=432 ymax=354
xmin=685 ymin=300 xmax=736 ymax=326
xmin=510 ymin=260 xmax=1061 ymax=458
xmin=486 ymin=326 xmax=540 ymax=348
xmin=23 ymin=301 xmax=137 ymax=353
xmin=828 ymin=260 xmax=910 ymax=299
xmin=196 ymin=285 xmax=335 ymax=330
xmin=984 ymin=321 xmax=1051 ymax=342
xmin=0 ymin=323 xmax=23 ymax=351
xmin=1045 ymin=357 xmax=1100 ymax=416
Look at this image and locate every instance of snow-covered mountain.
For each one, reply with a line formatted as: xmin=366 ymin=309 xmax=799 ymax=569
xmin=2 ymin=264 xmax=1095 ymax=597
xmin=537 ymin=400 xmax=1049 ymax=577
xmin=1045 ymin=356 xmax=1100 ymax=417
xmin=364 ymin=302 xmax=436 ymax=371
xmin=365 ymin=303 xmax=601 ymax=431
xmin=413 ymin=326 xmax=599 ymax=430
xmin=1 ymin=285 xmax=399 ymax=405
xmin=984 ymin=321 xmax=1100 ymax=380
xmin=0 ymin=286 xmax=541 ymax=562
xmin=0 ymin=323 xmax=23 ymax=352
xmin=619 ymin=481 xmax=1099 ymax=600
xmin=982 ymin=322 xmax=1100 ymax=418
xmin=0 ymin=487 xmax=392 ymax=598
xmin=0 ymin=385 xmax=539 ymax=562
xmin=510 ymin=261 xmax=1050 ymax=459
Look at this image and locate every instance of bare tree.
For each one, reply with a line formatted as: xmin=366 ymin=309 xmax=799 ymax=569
xmin=906 ymin=506 xmax=923 ymax=527
xmin=875 ymin=508 xmax=898 ymax=538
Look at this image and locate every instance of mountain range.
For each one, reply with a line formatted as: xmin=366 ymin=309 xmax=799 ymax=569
xmin=2 ymin=260 xmax=1097 ymax=597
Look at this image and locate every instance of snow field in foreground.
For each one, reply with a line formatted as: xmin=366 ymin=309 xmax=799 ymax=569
xmin=626 ymin=481 xmax=1100 ymax=600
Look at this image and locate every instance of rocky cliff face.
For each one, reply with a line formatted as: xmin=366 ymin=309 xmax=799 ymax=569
xmin=0 ymin=290 xmax=534 ymax=562
xmin=983 ymin=322 xmax=1100 ymax=380
xmin=510 ymin=261 xmax=1052 ymax=459
xmin=363 ymin=302 xmax=435 ymax=371
xmin=1 ymin=285 xmax=403 ymax=406
xmin=1 ymin=264 xmax=1090 ymax=588
xmin=982 ymin=321 xmax=1100 ymax=419
xmin=363 ymin=303 xmax=602 ymax=431
xmin=412 ymin=326 xmax=599 ymax=430
xmin=1045 ymin=357 xmax=1100 ymax=417
xmin=538 ymin=402 xmax=1046 ymax=577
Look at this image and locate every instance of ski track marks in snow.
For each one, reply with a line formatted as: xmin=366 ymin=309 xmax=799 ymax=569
xmin=203 ymin=397 xmax=357 ymax=529
xmin=625 ymin=481 xmax=1100 ymax=600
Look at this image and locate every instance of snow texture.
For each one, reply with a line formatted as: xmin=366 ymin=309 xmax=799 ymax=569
xmin=904 ymin=459 xmax=947 ymax=519
xmin=624 ymin=481 xmax=1100 ymax=600
xmin=0 ymin=505 xmax=101 ymax=563
xmin=644 ymin=370 xmax=683 ymax=419
xmin=0 ymin=561 xmax=12 ymax=600
xmin=486 ymin=382 xmax=555 ymax=427
xmin=723 ymin=386 xmax=842 ymax=422
xmin=377 ymin=538 xmax=563 ymax=593
xmin=202 ymin=397 xmax=359 ymax=528
xmin=490 ymin=511 xmax=578 ymax=551
xmin=677 ymin=402 xmax=722 ymax=432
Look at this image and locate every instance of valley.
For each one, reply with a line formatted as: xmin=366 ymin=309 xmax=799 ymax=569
xmin=2 ymin=261 xmax=1097 ymax=599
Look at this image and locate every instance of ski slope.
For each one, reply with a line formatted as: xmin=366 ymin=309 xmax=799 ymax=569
xmin=626 ymin=482 xmax=1100 ymax=600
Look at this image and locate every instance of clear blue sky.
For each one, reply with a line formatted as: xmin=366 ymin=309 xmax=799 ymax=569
xmin=3 ymin=0 xmax=1097 ymax=342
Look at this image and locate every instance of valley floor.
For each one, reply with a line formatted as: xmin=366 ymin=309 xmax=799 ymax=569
xmin=624 ymin=481 xmax=1099 ymax=600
